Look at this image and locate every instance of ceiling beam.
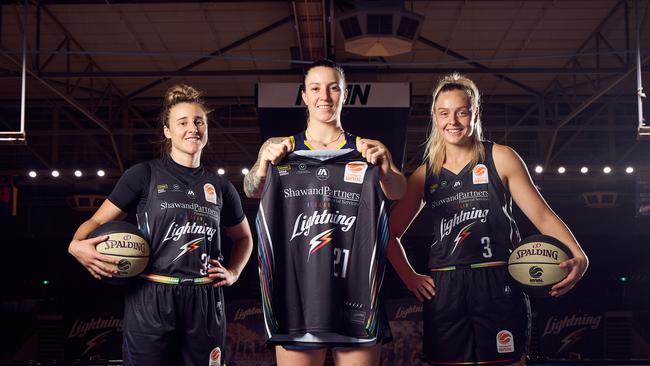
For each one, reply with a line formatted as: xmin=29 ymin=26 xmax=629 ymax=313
xmin=417 ymin=36 xmax=541 ymax=96
xmin=543 ymin=55 xmax=650 ymax=167
xmin=0 ymin=67 xmax=641 ymax=79
xmin=0 ymin=49 xmax=125 ymax=172
xmin=126 ymin=15 xmax=294 ymax=99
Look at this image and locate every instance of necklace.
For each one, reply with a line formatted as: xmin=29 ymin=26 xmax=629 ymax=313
xmin=305 ymin=129 xmax=344 ymax=147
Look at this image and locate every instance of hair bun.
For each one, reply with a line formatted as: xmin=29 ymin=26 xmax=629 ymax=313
xmin=164 ymin=84 xmax=202 ymax=107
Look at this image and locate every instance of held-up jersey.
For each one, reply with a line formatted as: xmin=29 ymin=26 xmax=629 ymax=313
xmin=256 ymin=149 xmax=389 ymax=346
xmin=424 ymin=141 xmax=521 ymax=269
xmin=134 ymin=158 xmax=232 ymax=278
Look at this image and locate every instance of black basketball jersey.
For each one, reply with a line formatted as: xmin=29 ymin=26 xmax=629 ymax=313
xmin=135 ymin=158 xmax=227 ymax=278
xmin=424 ymin=141 xmax=521 ymax=269
xmin=256 ymin=149 xmax=389 ymax=346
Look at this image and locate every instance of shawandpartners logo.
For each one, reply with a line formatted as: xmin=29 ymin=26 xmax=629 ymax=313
xmin=283 ymin=186 xmax=360 ymax=202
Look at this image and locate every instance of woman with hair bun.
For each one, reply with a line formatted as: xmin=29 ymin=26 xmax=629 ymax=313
xmin=68 ymin=84 xmax=253 ymax=366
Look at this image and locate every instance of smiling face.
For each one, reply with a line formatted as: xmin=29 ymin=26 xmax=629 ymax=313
xmin=302 ymin=66 xmax=346 ymax=126
xmin=433 ymin=89 xmax=474 ymax=146
xmin=163 ymin=102 xmax=208 ymax=158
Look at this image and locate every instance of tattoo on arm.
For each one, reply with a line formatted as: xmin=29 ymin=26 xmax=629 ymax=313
xmin=243 ymin=137 xmax=287 ymax=198
xmin=243 ymin=166 xmax=264 ymax=198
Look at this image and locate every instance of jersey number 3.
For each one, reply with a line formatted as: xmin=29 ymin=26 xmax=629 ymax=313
xmin=481 ymin=237 xmax=493 ymax=258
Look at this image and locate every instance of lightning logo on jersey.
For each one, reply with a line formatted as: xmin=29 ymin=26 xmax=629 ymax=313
xmin=307 ymin=228 xmax=335 ymax=261
xmin=449 ymin=221 xmax=475 ymax=256
xmin=172 ymin=237 xmax=202 ymax=262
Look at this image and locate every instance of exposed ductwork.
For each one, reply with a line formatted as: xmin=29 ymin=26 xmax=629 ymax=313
xmin=335 ymin=0 xmax=423 ymax=57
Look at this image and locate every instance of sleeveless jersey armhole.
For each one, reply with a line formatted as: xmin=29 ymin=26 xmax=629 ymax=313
xmin=423 ymin=162 xmax=435 ymax=204
xmin=289 ymin=135 xmax=296 ymax=151
xmin=483 ymin=141 xmax=511 ymax=204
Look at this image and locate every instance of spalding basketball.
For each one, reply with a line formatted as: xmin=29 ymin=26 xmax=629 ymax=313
xmin=508 ymin=234 xmax=572 ymax=297
xmin=89 ymin=221 xmax=150 ymax=284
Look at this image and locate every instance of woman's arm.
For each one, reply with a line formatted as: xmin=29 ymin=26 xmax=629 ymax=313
xmin=493 ymin=144 xmax=589 ymax=297
xmin=208 ymin=218 xmax=254 ymax=287
xmin=243 ymin=137 xmax=293 ymax=198
xmin=387 ymin=165 xmax=436 ymax=301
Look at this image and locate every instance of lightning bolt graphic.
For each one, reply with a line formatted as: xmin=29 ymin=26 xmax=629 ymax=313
xmin=558 ymin=327 xmax=587 ymax=354
xmin=82 ymin=330 xmax=112 ymax=357
xmin=308 ymin=228 xmax=336 ymax=261
xmin=172 ymin=238 xmax=202 ymax=262
xmin=449 ymin=221 xmax=475 ymax=256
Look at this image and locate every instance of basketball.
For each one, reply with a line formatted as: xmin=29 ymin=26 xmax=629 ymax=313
xmin=89 ymin=221 xmax=150 ymax=284
xmin=508 ymin=234 xmax=572 ymax=297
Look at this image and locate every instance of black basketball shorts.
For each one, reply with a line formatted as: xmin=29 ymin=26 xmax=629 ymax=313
xmin=422 ymin=265 xmax=531 ymax=365
xmin=122 ymin=281 xmax=226 ymax=366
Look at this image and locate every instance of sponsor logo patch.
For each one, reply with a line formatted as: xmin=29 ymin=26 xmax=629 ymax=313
xmin=204 ymin=183 xmax=217 ymax=204
xmin=316 ymin=167 xmax=330 ymax=181
xmin=344 ymin=162 xmax=368 ymax=184
xmin=496 ymin=330 xmax=515 ymax=353
xmin=277 ymin=165 xmax=291 ymax=176
xmin=157 ymin=184 xmax=168 ymax=194
xmin=473 ymin=164 xmax=489 ymax=184
xmin=209 ymin=346 xmax=221 ymax=366
xmin=187 ymin=189 xmax=196 ymax=200
xmin=296 ymin=162 xmax=311 ymax=175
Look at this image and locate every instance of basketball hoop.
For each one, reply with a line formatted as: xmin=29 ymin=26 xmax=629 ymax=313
xmin=0 ymin=132 xmax=26 ymax=145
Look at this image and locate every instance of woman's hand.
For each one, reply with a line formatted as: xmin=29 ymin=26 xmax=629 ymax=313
xmin=68 ymin=235 xmax=118 ymax=280
xmin=244 ymin=137 xmax=293 ymax=198
xmin=208 ymin=259 xmax=240 ymax=287
xmin=257 ymin=138 xmax=293 ymax=178
xmin=550 ymin=254 xmax=589 ymax=297
xmin=404 ymin=272 xmax=436 ymax=302
xmin=357 ymin=138 xmax=406 ymax=200
xmin=358 ymin=138 xmax=393 ymax=176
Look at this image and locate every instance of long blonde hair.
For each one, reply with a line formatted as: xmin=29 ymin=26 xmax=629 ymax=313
xmin=424 ymin=73 xmax=485 ymax=175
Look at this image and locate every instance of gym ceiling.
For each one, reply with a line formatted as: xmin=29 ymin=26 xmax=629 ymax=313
xmin=0 ymin=0 xmax=648 ymax=187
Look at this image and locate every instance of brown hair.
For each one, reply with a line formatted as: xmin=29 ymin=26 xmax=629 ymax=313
xmin=303 ymin=58 xmax=346 ymax=87
xmin=424 ymin=73 xmax=485 ymax=175
xmin=159 ymin=84 xmax=210 ymax=155
xmin=302 ymin=59 xmax=347 ymax=129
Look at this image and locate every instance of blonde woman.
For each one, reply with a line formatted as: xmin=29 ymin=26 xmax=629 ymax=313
xmin=387 ymin=74 xmax=588 ymax=365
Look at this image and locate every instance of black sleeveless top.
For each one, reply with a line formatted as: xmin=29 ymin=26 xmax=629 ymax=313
xmin=423 ymin=141 xmax=521 ymax=269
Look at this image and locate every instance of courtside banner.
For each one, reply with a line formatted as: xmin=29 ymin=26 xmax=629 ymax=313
xmin=538 ymin=311 xmax=605 ymax=359
xmin=257 ymin=83 xmax=410 ymax=108
xmin=636 ymin=174 xmax=650 ymax=217
xmin=0 ymin=176 xmax=17 ymax=217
